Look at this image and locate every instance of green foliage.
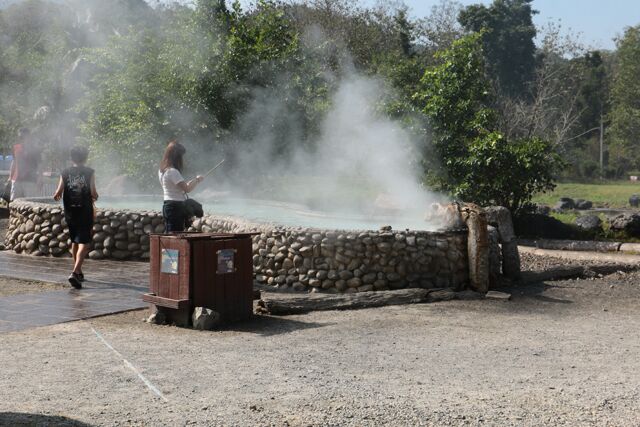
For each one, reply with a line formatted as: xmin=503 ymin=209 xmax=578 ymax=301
xmin=394 ymin=8 xmax=414 ymax=57
xmin=415 ymin=33 xmax=562 ymax=211
xmin=79 ymin=0 xmax=315 ymax=187
xmin=609 ymin=25 xmax=640 ymax=174
xmin=575 ymin=51 xmax=609 ymax=132
xmin=458 ymin=0 xmax=537 ymax=98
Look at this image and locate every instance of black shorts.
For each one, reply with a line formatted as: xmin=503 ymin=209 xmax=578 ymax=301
xmin=65 ymin=205 xmax=94 ymax=244
xmin=163 ymin=200 xmax=186 ymax=233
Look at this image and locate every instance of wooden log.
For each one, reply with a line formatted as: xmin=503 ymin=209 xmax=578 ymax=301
xmin=485 ymin=206 xmax=521 ymax=280
xmin=461 ymin=204 xmax=489 ymax=293
xmin=259 ymin=288 xmax=433 ymax=315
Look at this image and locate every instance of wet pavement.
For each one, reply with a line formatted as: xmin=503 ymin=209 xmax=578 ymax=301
xmin=0 ymin=252 xmax=149 ymax=333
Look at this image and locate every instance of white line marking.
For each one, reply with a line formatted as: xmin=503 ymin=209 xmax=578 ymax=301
xmin=91 ymin=326 xmax=168 ymax=402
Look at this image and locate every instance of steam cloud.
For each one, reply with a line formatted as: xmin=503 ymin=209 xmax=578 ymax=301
xmin=199 ymin=72 xmax=447 ymax=230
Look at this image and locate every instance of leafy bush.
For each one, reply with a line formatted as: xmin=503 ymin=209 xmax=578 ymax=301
xmin=414 ymin=33 xmax=563 ymax=212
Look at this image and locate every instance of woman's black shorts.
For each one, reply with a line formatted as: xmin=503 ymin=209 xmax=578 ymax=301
xmin=163 ymin=200 xmax=186 ymax=233
xmin=65 ymin=205 xmax=94 ymax=244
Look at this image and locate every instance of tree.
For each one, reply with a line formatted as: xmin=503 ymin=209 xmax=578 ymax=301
xmin=576 ymin=51 xmax=609 ymax=132
xmin=609 ymin=25 xmax=640 ymax=175
xmin=415 ymin=33 xmax=562 ymax=211
xmin=415 ymin=0 xmax=464 ymax=53
xmin=496 ymin=23 xmax=592 ymax=152
xmin=458 ymin=0 xmax=537 ymax=99
xmin=79 ymin=0 xmax=317 ymax=187
xmin=0 ymin=0 xmax=154 ymax=155
xmin=394 ymin=7 xmax=414 ymax=57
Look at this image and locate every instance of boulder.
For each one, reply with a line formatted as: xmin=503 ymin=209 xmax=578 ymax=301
xmin=146 ymin=310 xmax=166 ymax=325
xmin=630 ymin=194 xmax=640 ymax=208
xmin=553 ymin=197 xmax=575 ymax=211
xmin=575 ymin=215 xmax=602 ymax=232
xmin=192 ymin=307 xmax=220 ymax=330
xmin=485 ymin=291 xmax=511 ymax=301
xmin=535 ymin=204 xmax=551 ymax=216
xmin=609 ymin=213 xmax=640 ymax=237
xmin=575 ymin=199 xmax=593 ymax=210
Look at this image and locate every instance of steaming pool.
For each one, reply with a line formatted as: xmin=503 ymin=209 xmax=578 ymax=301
xmin=98 ymin=196 xmax=441 ymax=231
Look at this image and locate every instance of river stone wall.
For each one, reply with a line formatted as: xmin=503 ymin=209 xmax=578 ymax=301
xmin=6 ymin=199 xmax=469 ymax=292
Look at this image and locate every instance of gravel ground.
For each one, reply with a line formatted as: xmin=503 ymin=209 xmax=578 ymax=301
xmin=1 ymin=255 xmax=640 ymax=426
xmin=518 ymin=250 xmax=635 ymax=271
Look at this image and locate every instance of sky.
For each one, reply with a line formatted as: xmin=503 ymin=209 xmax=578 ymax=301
xmin=237 ymin=0 xmax=640 ymax=51
xmin=394 ymin=0 xmax=640 ymax=50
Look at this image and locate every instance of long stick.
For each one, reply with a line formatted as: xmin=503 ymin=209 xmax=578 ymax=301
xmin=203 ymin=159 xmax=225 ymax=177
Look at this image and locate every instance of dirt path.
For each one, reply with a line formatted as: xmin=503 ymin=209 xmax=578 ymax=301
xmin=1 ymin=269 xmax=640 ymax=426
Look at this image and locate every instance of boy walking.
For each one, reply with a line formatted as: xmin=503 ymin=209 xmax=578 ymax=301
xmin=53 ymin=146 xmax=98 ymax=289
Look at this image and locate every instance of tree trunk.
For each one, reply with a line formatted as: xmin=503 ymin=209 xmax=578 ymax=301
xmin=258 ymin=288 xmax=437 ymax=315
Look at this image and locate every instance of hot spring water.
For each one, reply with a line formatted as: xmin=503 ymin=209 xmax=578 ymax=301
xmin=99 ymin=196 xmax=441 ymax=231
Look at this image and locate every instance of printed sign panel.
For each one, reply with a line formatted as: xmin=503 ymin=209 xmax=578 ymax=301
xmin=161 ymin=249 xmax=179 ymax=274
xmin=217 ymin=249 xmax=236 ymax=274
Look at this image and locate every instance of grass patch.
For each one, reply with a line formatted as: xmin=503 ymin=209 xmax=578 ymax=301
xmin=532 ymin=181 xmax=640 ymax=208
xmin=550 ymin=211 xmax=578 ymax=225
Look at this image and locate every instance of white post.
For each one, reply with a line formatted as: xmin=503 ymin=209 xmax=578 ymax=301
xmin=599 ymin=114 xmax=604 ymax=179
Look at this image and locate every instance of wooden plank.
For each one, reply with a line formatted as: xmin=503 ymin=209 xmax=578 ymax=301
xmin=166 ymin=239 xmax=176 ymax=300
xmin=191 ymin=238 xmax=227 ymax=319
xmin=225 ymin=239 xmax=240 ymax=322
xmin=149 ymin=235 xmax=160 ymax=295
xmin=179 ymin=239 xmax=191 ymax=301
xmin=192 ymin=241 xmax=208 ymax=308
xmin=159 ymin=238 xmax=171 ymax=299
xmin=236 ymin=237 xmax=253 ymax=320
xmin=142 ymin=293 xmax=189 ymax=309
xmin=212 ymin=240 xmax=228 ymax=321
xmin=153 ymin=237 xmax=184 ymax=301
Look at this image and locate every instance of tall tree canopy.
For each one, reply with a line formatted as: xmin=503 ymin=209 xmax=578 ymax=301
xmin=458 ymin=0 xmax=537 ymax=99
xmin=609 ymin=25 xmax=640 ymax=175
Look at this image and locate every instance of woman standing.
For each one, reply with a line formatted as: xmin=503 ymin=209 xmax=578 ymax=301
xmin=159 ymin=140 xmax=203 ymax=232
xmin=53 ymin=146 xmax=98 ymax=289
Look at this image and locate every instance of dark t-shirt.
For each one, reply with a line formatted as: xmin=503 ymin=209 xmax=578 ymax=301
xmin=62 ymin=166 xmax=94 ymax=209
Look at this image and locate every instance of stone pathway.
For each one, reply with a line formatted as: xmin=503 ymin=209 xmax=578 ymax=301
xmin=0 ymin=252 xmax=149 ymax=333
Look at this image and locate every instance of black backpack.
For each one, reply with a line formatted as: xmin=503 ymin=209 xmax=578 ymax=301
xmin=184 ymin=197 xmax=203 ymax=218
xmin=1 ymin=181 xmax=11 ymax=203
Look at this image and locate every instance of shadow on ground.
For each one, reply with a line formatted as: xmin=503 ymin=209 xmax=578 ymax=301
xmin=512 ymin=281 xmax=574 ymax=305
xmin=0 ymin=412 xmax=93 ymax=426
xmin=219 ymin=314 xmax=329 ymax=337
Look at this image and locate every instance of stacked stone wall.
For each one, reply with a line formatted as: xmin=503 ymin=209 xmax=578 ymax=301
xmin=6 ymin=199 xmax=469 ymax=293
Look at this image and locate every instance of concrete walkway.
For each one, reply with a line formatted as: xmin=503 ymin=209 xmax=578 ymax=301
xmin=0 ymin=252 xmax=149 ymax=333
